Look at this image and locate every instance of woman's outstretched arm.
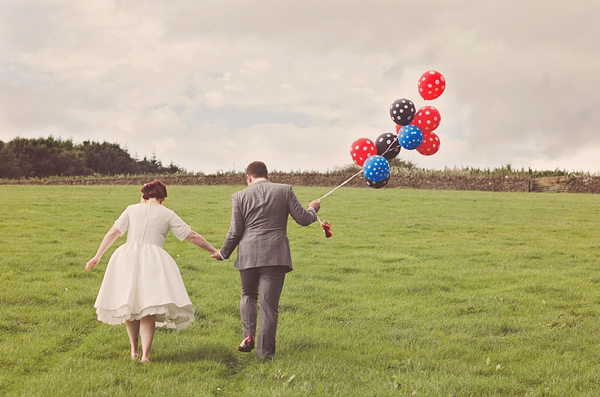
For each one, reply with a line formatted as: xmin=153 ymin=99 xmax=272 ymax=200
xmin=86 ymin=227 xmax=123 ymax=272
xmin=186 ymin=230 xmax=219 ymax=254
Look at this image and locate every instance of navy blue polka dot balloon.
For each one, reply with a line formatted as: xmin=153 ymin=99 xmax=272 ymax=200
xmin=399 ymin=124 xmax=423 ymax=150
xmin=362 ymin=155 xmax=390 ymax=183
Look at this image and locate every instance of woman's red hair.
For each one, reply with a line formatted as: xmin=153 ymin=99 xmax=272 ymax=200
xmin=141 ymin=180 xmax=168 ymax=200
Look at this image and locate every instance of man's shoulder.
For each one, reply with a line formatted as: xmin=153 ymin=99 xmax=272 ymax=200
xmin=232 ymin=184 xmax=256 ymax=198
xmin=252 ymin=181 xmax=291 ymax=191
xmin=265 ymin=182 xmax=293 ymax=196
xmin=233 ymin=181 xmax=292 ymax=197
xmin=267 ymin=181 xmax=291 ymax=189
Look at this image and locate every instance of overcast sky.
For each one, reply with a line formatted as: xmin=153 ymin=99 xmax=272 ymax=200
xmin=1 ymin=1 xmax=599 ymax=174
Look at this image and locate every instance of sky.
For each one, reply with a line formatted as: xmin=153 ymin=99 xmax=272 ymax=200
xmin=1 ymin=0 xmax=599 ymax=174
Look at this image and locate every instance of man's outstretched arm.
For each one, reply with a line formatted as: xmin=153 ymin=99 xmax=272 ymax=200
xmin=288 ymin=186 xmax=320 ymax=226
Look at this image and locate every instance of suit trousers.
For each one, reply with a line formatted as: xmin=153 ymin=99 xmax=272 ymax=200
xmin=239 ymin=266 xmax=287 ymax=358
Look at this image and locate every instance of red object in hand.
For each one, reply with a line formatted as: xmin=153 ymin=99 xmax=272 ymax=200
xmin=322 ymin=221 xmax=333 ymax=238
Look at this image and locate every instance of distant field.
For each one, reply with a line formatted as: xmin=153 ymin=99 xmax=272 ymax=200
xmin=2 ymin=185 xmax=600 ymax=396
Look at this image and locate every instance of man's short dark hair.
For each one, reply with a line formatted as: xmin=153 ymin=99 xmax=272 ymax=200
xmin=246 ymin=161 xmax=268 ymax=178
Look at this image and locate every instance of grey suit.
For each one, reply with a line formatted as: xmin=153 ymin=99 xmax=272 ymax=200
xmin=220 ymin=180 xmax=317 ymax=357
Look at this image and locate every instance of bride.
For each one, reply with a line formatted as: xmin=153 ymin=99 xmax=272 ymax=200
xmin=86 ymin=180 xmax=218 ymax=363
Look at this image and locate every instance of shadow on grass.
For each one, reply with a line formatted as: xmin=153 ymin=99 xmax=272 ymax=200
xmin=155 ymin=344 xmax=252 ymax=376
xmin=156 ymin=344 xmax=233 ymax=363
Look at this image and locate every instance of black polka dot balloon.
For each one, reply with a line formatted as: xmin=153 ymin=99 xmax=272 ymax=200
xmin=375 ymin=132 xmax=401 ymax=160
xmin=366 ymin=174 xmax=390 ymax=189
xmin=389 ymin=98 xmax=416 ymax=126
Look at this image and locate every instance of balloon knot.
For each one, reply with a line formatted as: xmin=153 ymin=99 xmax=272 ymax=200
xmin=321 ymin=221 xmax=333 ymax=238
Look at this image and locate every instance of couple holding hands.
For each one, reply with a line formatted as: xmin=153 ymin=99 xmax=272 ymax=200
xmin=86 ymin=161 xmax=321 ymax=363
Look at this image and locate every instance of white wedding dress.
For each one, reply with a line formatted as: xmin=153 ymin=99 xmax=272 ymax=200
xmin=94 ymin=202 xmax=195 ymax=330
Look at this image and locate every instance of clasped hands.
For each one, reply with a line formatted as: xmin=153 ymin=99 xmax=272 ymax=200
xmin=211 ymin=251 xmax=223 ymax=261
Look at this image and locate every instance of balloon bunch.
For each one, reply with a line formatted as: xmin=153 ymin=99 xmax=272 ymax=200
xmin=397 ymin=70 xmax=445 ymax=156
xmin=349 ymin=70 xmax=446 ymax=189
xmin=316 ymin=70 xmax=446 ymax=237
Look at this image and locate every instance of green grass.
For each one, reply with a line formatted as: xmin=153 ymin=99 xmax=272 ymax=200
xmin=2 ymin=185 xmax=600 ymax=396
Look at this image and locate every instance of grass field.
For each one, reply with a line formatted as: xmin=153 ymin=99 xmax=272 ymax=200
xmin=2 ymin=185 xmax=600 ymax=396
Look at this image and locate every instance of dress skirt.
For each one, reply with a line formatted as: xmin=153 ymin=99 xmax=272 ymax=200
xmin=94 ymin=242 xmax=194 ymax=330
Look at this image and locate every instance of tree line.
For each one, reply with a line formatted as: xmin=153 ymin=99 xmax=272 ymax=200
xmin=0 ymin=137 xmax=184 ymax=179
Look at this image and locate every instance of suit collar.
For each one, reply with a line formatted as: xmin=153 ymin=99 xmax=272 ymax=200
xmin=251 ymin=179 xmax=270 ymax=186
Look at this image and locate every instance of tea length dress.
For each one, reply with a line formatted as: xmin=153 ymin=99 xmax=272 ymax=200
xmin=94 ymin=202 xmax=195 ymax=330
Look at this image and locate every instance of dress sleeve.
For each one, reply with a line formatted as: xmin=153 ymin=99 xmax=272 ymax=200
xmin=169 ymin=210 xmax=192 ymax=241
xmin=113 ymin=206 xmax=130 ymax=234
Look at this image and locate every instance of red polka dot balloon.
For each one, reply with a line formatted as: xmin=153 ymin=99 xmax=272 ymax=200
xmin=350 ymin=138 xmax=377 ymax=166
xmin=418 ymin=70 xmax=446 ymax=101
xmin=411 ymin=106 xmax=441 ymax=133
xmin=416 ymin=131 xmax=441 ymax=156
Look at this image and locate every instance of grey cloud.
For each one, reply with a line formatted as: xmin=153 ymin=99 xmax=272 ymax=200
xmin=1 ymin=0 xmax=600 ymax=173
xmin=0 ymin=81 xmax=87 ymax=132
xmin=174 ymin=105 xmax=313 ymax=130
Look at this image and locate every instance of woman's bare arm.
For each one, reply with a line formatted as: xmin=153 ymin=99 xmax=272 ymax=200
xmin=186 ymin=230 xmax=219 ymax=254
xmin=86 ymin=227 xmax=123 ymax=272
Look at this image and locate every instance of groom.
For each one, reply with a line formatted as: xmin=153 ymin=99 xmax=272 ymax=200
xmin=212 ymin=161 xmax=321 ymax=359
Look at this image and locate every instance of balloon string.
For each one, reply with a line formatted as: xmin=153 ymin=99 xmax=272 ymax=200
xmin=318 ymin=170 xmax=363 ymax=200
xmin=317 ymin=137 xmax=396 ymax=200
xmin=380 ymin=140 xmax=396 ymax=158
xmin=380 ymin=130 xmax=402 ymax=158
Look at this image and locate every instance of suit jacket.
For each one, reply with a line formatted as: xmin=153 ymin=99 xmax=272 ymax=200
xmin=219 ymin=180 xmax=317 ymax=271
